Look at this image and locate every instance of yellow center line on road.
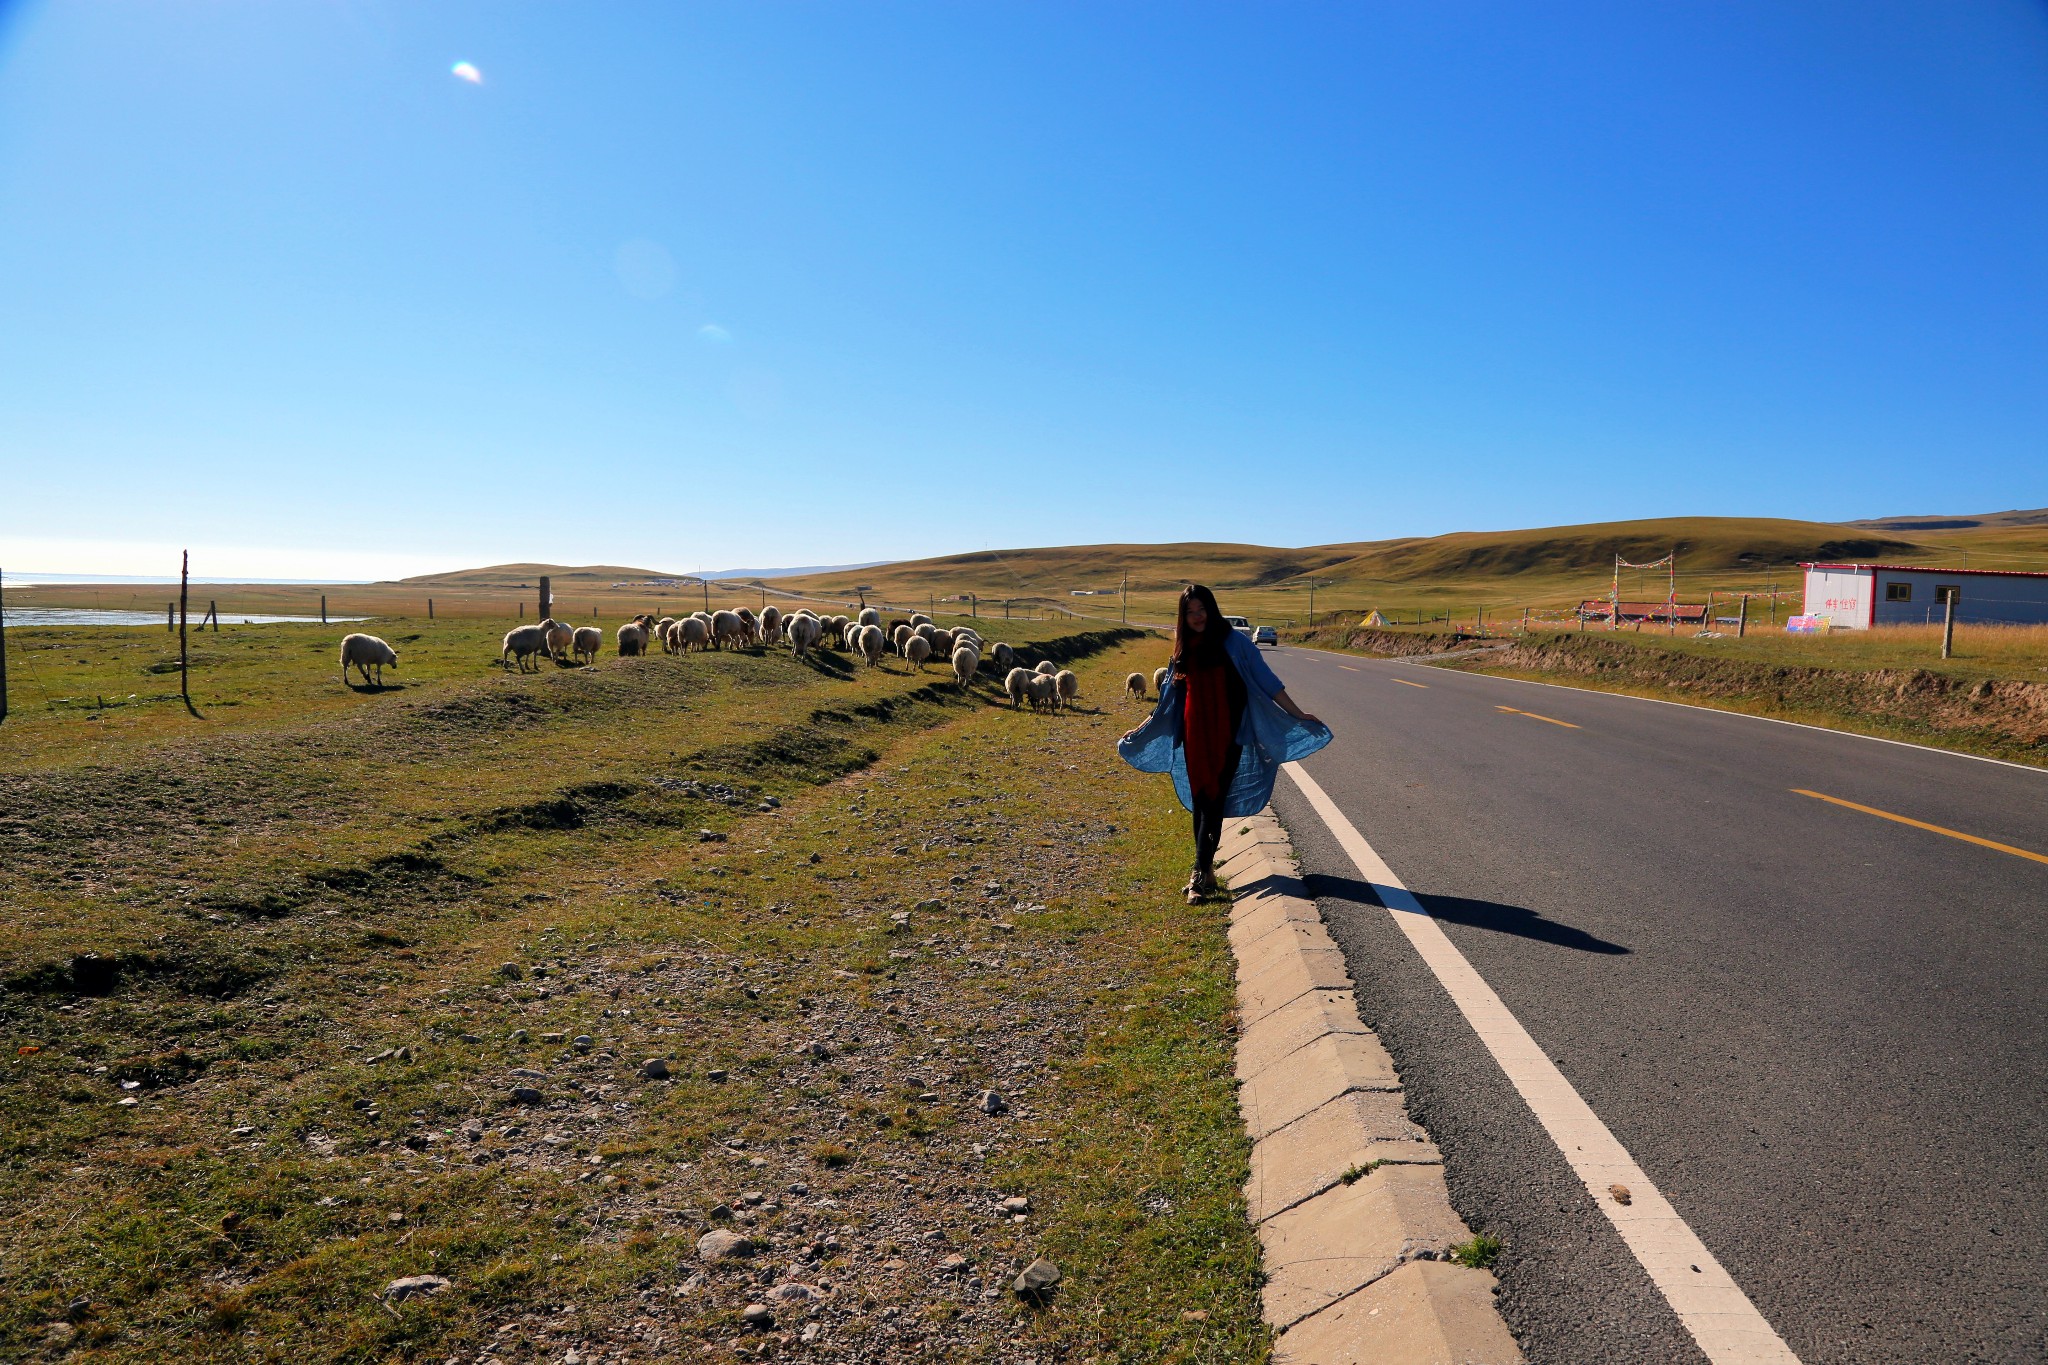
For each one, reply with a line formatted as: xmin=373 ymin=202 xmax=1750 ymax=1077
xmin=1392 ymin=678 xmax=1428 ymax=688
xmin=1338 ymin=664 xmax=1359 ymax=672
xmin=1792 ymin=789 xmax=2048 ymax=867
xmin=1496 ymin=704 xmax=1579 ymax=728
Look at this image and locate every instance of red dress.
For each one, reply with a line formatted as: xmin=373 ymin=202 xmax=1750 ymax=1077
xmin=1181 ymin=656 xmax=1245 ymax=801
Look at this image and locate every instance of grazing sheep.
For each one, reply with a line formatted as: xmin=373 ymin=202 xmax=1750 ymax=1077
xmin=1125 ymin=671 xmax=1146 ymax=700
xmin=787 ymin=612 xmax=822 ymax=659
xmin=710 ymin=609 xmax=746 ymax=649
xmin=858 ymin=623 xmax=886 ymax=667
xmin=1004 ymin=666 xmax=1031 ymax=708
xmin=891 ymin=624 xmax=913 ymax=653
xmin=759 ymin=605 xmax=783 ymax=644
xmin=1034 ymin=660 xmax=1058 ymax=677
xmin=678 ymin=616 xmax=710 ymax=651
xmin=904 ymin=635 xmax=933 ymax=670
xmin=656 ymin=617 xmax=677 ymax=652
xmin=339 ymin=633 xmax=398 ymax=687
xmin=544 ymin=620 xmax=575 ymax=662
xmin=931 ymin=628 xmax=956 ymax=654
xmin=503 ymin=624 xmax=551 ymax=671
xmin=910 ymin=613 xmax=932 ymax=628
xmin=1025 ymin=672 xmax=1059 ymax=712
xmin=572 ymin=626 xmax=602 ymax=665
xmin=1153 ymin=666 xmax=1169 ymax=694
xmin=886 ymin=618 xmax=911 ymax=639
xmin=1055 ymin=669 xmax=1079 ymax=708
xmin=857 ymin=607 xmax=880 ymax=627
xmin=616 ymin=622 xmax=648 ymax=657
xmin=951 ymin=644 xmax=980 ymax=690
xmin=913 ymin=622 xmax=937 ymax=643
xmin=992 ymin=642 xmax=1018 ymax=672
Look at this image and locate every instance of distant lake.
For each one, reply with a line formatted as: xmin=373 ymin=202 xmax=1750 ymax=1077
xmin=5 ymin=609 xmax=365 ymax=627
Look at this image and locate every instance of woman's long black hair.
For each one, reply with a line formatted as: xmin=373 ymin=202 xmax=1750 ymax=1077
xmin=1170 ymin=584 xmax=1230 ymax=676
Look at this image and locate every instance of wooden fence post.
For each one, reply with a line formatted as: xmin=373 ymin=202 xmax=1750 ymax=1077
xmin=167 ymin=601 xmax=175 ymax=632
xmin=1941 ymin=592 xmax=1955 ymax=660
xmin=428 ymin=598 xmax=435 ymax=621
xmin=1738 ymin=594 xmax=1748 ymax=638
xmin=206 ymin=599 xmax=219 ymax=631
xmin=320 ymin=594 xmax=327 ymax=624
xmin=180 ymin=550 xmax=198 ymax=717
xmin=539 ymin=576 xmax=552 ymax=622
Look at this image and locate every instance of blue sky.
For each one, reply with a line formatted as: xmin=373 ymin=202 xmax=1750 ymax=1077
xmin=2 ymin=1 xmax=2045 ymax=580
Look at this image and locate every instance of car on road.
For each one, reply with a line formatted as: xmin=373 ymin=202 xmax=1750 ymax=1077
xmin=1253 ymin=625 xmax=1277 ymax=645
xmin=1225 ymin=615 xmax=1252 ymax=636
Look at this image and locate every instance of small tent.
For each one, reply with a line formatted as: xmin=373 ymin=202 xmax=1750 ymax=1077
xmin=1362 ymin=610 xmax=1390 ymax=628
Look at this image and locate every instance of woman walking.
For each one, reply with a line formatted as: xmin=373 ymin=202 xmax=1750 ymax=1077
xmin=1119 ymin=585 xmax=1331 ymax=903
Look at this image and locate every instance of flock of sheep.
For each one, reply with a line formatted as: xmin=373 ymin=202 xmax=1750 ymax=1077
xmin=480 ymin=605 xmax=1117 ymax=711
xmin=340 ymin=605 xmax=1168 ymax=710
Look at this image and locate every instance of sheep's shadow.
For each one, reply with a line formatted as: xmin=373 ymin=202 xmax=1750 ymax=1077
xmin=799 ymin=653 xmax=855 ymax=679
xmin=345 ymin=680 xmax=406 ymax=694
xmin=1303 ymin=873 xmax=1630 ymax=956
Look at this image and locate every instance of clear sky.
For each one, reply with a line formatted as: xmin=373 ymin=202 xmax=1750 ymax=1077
xmin=3 ymin=1 xmax=2045 ymax=580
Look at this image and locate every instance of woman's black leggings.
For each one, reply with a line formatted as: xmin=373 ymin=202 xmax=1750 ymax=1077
xmin=1190 ymin=745 xmax=1244 ymax=876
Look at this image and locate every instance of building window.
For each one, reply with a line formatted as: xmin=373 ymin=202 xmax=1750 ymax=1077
xmin=1935 ymin=585 xmax=1961 ymax=606
xmin=1885 ymin=582 xmax=1912 ymax=602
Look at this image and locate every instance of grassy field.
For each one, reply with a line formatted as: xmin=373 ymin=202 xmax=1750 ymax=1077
xmin=0 ymin=616 xmax=1272 ymax=1363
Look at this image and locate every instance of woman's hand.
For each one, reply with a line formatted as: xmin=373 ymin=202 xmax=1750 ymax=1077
xmin=1121 ymin=726 xmax=1144 ymax=742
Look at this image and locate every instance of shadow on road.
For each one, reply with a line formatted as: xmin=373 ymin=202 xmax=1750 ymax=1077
xmin=1305 ymin=873 xmax=1630 ymax=955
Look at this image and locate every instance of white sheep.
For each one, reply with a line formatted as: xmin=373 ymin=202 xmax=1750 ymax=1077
xmin=951 ymin=644 xmax=980 ymax=690
xmin=1034 ymin=660 xmax=1057 ymax=676
xmin=656 ymin=617 xmax=677 ymax=652
xmin=504 ymin=623 xmax=551 ymax=670
xmin=787 ymin=613 xmax=822 ymax=659
xmin=1004 ymin=666 xmax=1031 ymax=708
xmin=1153 ymin=666 xmax=1169 ymax=694
xmin=857 ymin=607 xmax=880 ymax=627
xmin=1025 ymin=672 xmax=1059 ymax=712
xmin=891 ymin=624 xmax=913 ymax=653
xmin=904 ymin=635 xmax=933 ymax=670
xmin=678 ymin=616 xmax=710 ymax=651
xmin=616 ymin=622 xmax=647 ymax=658
xmin=759 ymin=605 xmax=783 ymax=644
xmin=572 ymin=626 xmax=602 ymax=665
xmin=1055 ymin=669 xmax=1079 ymax=708
xmin=992 ymin=642 xmax=1018 ymax=672
xmin=544 ymin=620 xmax=575 ymax=662
xmin=339 ymin=633 xmax=398 ymax=687
xmin=1125 ymin=671 xmax=1146 ymax=700
xmin=910 ymin=613 xmax=932 ymax=628
xmin=710 ymin=609 xmax=746 ymax=649
xmin=858 ymin=623 xmax=886 ymax=667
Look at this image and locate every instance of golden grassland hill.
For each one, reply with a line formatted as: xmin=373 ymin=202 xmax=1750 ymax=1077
xmin=764 ymin=514 xmax=2048 ymax=632
xmin=0 ymin=617 xmax=1271 ymax=1363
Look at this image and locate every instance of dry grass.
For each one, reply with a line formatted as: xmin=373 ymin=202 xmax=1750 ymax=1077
xmin=0 ymin=617 xmax=1267 ymax=1362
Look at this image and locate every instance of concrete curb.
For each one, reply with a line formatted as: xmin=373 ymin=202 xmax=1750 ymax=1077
xmin=1220 ymin=811 xmax=1524 ymax=1365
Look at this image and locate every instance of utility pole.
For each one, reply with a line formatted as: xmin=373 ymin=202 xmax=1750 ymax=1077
xmin=539 ymin=575 xmax=552 ymax=622
xmin=1303 ymin=577 xmax=1332 ymax=627
xmin=1121 ymin=571 xmax=1128 ymax=625
xmin=1941 ymin=588 xmax=1956 ymax=660
xmin=1738 ymin=594 xmax=1749 ymax=638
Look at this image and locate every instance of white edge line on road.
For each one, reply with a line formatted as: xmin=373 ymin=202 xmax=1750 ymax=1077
xmin=1276 ymin=645 xmax=2047 ymax=776
xmin=1281 ymin=759 xmax=1803 ymax=1365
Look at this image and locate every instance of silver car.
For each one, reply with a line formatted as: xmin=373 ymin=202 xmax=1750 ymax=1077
xmin=1252 ymin=625 xmax=1277 ymax=645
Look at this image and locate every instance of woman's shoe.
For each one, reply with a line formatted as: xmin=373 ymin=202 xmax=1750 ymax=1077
xmin=1197 ymin=869 xmax=1219 ymax=898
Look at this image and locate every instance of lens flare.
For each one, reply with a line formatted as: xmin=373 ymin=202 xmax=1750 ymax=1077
xmin=451 ymin=61 xmax=482 ymax=84
xmin=698 ymin=324 xmax=732 ymax=344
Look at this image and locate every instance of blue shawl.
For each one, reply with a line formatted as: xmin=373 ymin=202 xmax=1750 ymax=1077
xmin=1116 ymin=630 xmax=1332 ymax=816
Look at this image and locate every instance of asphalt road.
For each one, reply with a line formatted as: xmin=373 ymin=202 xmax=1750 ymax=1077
xmin=1261 ymin=644 xmax=2048 ymax=1365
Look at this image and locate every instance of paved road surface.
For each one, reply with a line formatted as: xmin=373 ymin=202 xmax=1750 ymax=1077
xmin=1261 ymin=645 xmax=2047 ymax=1365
